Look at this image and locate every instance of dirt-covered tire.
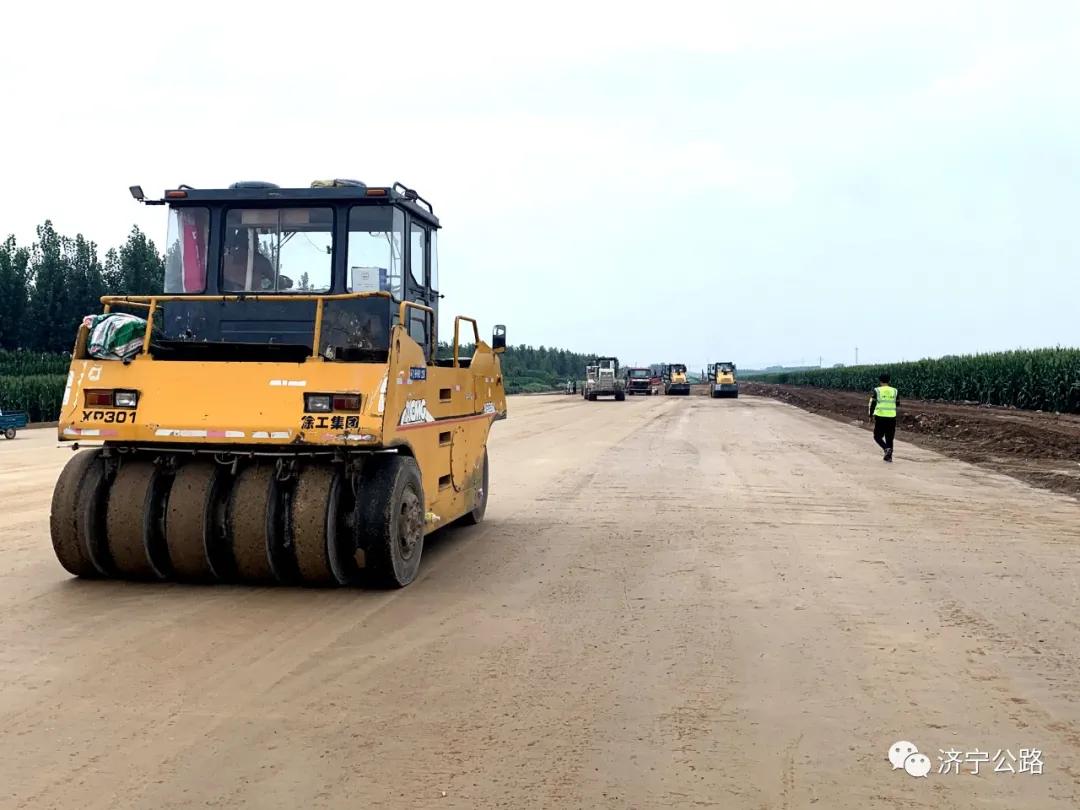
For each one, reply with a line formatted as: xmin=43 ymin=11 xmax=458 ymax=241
xmin=290 ymin=465 xmax=359 ymax=586
xmin=50 ymin=450 xmax=104 ymax=577
xmin=104 ymin=459 xmax=169 ymax=580
xmin=3 ymin=428 xmax=15 ymax=440
xmin=360 ymin=455 xmax=425 ymax=588
xmin=227 ymin=464 xmax=287 ymax=584
xmin=165 ymin=462 xmax=226 ymax=582
xmin=459 ymin=448 xmax=489 ymax=526
xmin=615 ymin=392 xmax=625 ymax=401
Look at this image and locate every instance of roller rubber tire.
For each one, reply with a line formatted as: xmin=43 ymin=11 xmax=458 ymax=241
xmin=166 ymin=462 xmax=226 ymax=581
xmin=459 ymin=448 xmax=489 ymax=526
xmin=50 ymin=450 xmax=103 ymax=577
xmin=290 ymin=465 xmax=349 ymax=586
xmin=105 ymin=460 xmax=168 ymax=580
xmin=360 ymin=455 xmax=425 ymax=588
xmin=227 ymin=465 xmax=285 ymax=584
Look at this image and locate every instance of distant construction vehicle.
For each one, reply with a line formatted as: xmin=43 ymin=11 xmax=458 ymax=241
xmin=664 ymin=363 xmax=690 ymax=396
xmin=624 ymin=366 xmax=654 ymax=396
xmin=583 ymin=357 xmax=625 ymax=401
xmin=50 ymin=179 xmax=507 ymax=589
xmin=710 ymin=362 xmax=739 ymax=398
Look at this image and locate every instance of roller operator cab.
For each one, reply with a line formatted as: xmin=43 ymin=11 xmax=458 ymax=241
xmin=664 ymin=363 xmax=690 ymax=396
xmin=711 ymin=362 xmax=739 ymax=399
xmin=51 ymin=180 xmax=508 ymax=588
xmin=583 ymin=357 xmax=625 ymax=401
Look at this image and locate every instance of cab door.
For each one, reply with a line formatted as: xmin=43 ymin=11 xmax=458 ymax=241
xmin=404 ymin=215 xmax=437 ymax=361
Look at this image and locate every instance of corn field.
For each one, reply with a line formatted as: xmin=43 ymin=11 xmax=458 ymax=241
xmin=0 ymin=374 xmax=66 ymax=422
xmin=0 ymin=352 xmax=69 ymax=422
xmin=753 ymin=348 xmax=1080 ymax=414
xmin=0 ymin=350 xmax=70 ymax=377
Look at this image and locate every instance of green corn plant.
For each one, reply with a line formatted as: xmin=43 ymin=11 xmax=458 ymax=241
xmin=753 ymin=348 xmax=1080 ymax=414
xmin=0 ymin=374 xmax=67 ymax=422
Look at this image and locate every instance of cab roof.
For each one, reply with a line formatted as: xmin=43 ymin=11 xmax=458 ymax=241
xmin=154 ymin=181 xmax=440 ymax=227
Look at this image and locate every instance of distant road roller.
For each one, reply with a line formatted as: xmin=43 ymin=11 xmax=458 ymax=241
xmin=51 ymin=179 xmax=507 ymax=587
xmin=664 ymin=363 xmax=690 ymax=396
xmin=710 ymin=362 xmax=739 ymax=398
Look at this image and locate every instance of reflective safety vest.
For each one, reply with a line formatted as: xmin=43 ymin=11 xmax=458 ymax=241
xmin=873 ymin=385 xmax=897 ymax=418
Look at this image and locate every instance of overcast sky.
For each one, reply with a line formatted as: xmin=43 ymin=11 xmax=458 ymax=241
xmin=2 ymin=1 xmax=1077 ymax=369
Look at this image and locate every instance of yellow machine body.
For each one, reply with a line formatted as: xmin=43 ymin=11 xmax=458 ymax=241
xmin=59 ymin=304 xmax=505 ymax=534
xmin=664 ymin=363 xmax=691 ymax=396
xmin=711 ymin=362 xmax=739 ymax=399
xmin=50 ymin=181 xmax=507 ymax=589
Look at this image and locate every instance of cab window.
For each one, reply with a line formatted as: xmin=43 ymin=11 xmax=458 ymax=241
xmin=409 ymin=311 xmax=431 ymax=359
xmin=409 ymin=222 xmax=426 ymax=286
xmin=222 ymin=208 xmax=333 ymax=293
xmin=348 ymin=207 xmax=404 ymax=298
xmin=430 ymin=229 xmax=439 ymax=292
xmin=164 ymin=207 xmax=209 ymax=293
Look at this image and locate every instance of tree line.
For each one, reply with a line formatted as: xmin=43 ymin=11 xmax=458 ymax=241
xmin=0 ymin=222 xmax=163 ymax=354
xmin=438 ymin=342 xmax=600 ymax=394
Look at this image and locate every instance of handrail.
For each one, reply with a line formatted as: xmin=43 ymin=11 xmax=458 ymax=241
xmin=452 ymin=316 xmax=479 ymax=368
xmin=96 ymin=291 xmax=401 ymax=360
xmin=100 ymin=291 xmax=395 ymax=306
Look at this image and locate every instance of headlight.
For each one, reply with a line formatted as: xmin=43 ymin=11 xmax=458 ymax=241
xmin=113 ymin=390 xmax=139 ymax=408
xmin=303 ymin=393 xmax=361 ymax=412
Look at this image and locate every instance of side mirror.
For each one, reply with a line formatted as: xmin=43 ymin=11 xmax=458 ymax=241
xmin=492 ymin=324 xmax=506 ymax=353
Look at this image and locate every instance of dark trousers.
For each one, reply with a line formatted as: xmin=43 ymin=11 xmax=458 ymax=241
xmin=873 ymin=416 xmax=896 ymax=451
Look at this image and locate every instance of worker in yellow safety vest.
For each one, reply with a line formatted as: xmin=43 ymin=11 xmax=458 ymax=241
xmin=868 ymin=373 xmax=898 ymax=462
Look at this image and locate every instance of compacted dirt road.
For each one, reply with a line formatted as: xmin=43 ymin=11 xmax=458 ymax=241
xmin=1 ymin=394 xmax=1079 ymax=809
xmin=744 ymin=382 xmax=1080 ymax=499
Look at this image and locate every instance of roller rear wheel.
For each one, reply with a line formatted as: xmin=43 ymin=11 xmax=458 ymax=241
xmin=166 ymin=462 xmax=227 ymax=581
xmin=290 ymin=465 xmax=359 ymax=586
xmin=50 ymin=450 xmax=104 ymax=577
xmin=227 ymin=464 xmax=287 ymax=584
xmin=105 ymin=460 xmax=170 ymax=580
xmin=459 ymin=448 xmax=489 ymax=526
xmin=360 ymin=455 xmax=425 ymax=588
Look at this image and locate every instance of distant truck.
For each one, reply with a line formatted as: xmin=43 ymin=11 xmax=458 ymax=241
xmin=711 ymin=362 xmax=739 ymax=398
xmin=624 ymin=367 xmax=654 ymax=396
xmin=0 ymin=408 xmax=29 ymax=440
xmin=583 ymin=357 xmax=626 ymax=401
xmin=664 ymin=363 xmax=690 ymax=396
